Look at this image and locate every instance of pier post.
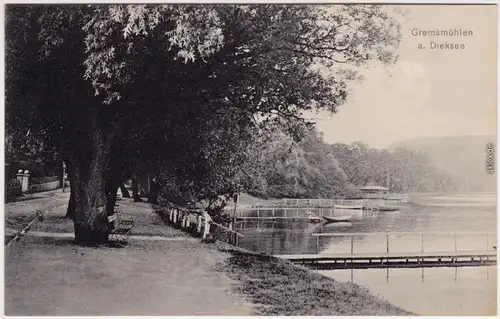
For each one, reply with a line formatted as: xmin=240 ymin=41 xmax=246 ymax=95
xmin=203 ymin=218 xmax=210 ymax=239
xmin=421 ymin=234 xmax=424 ymax=253
xmin=454 ymin=234 xmax=457 ymax=252
xmin=316 ymin=236 xmax=319 ymax=254
xmin=386 ymin=234 xmax=389 ymax=254
xmin=197 ymin=216 xmax=202 ymax=233
xmin=350 ymin=235 xmax=354 ymax=254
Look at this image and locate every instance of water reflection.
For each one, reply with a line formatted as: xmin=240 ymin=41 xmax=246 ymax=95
xmin=318 ymin=266 xmax=497 ymax=316
xmin=235 ymin=194 xmax=497 ymax=316
xmin=319 ymin=265 xmax=495 ymax=284
xmin=236 ymin=194 xmax=496 ymax=255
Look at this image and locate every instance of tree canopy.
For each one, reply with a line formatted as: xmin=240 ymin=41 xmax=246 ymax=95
xmin=6 ymin=4 xmax=402 ymax=244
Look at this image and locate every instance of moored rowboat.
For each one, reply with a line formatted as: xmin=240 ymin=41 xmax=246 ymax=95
xmin=323 ymin=215 xmax=352 ymax=223
xmin=371 ymin=205 xmax=401 ymax=212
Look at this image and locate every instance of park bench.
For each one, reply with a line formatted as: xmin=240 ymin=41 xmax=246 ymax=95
xmin=108 ymin=211 xmax=134 ymax=243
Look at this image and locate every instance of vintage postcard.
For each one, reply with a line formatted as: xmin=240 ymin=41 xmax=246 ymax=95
xmin=4 ymin=3 xmax=497 ymax=316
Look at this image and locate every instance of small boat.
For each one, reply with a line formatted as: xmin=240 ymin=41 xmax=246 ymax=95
xmin=323 ymin=221 xmax=352 ymax=228
xmin=334 ymin=204 xmax=363 ymax=210
xmin=372 ymin=205 xmax=401 ymax=212
xmin=323 ymin=215 xmax=352 ymax=223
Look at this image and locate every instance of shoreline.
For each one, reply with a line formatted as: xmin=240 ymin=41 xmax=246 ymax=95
xmin=215 ymin=242 xmax=414 ymax=316
xmin=153 ymin=200 xmax=413 ymax=315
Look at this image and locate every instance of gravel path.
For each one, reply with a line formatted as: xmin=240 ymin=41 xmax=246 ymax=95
xmin=5 ymin=191 xmax=253 ymax=316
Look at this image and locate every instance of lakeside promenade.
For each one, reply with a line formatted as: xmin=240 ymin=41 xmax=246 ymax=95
xmin=4 ymin=190 xmax=410 ymax=316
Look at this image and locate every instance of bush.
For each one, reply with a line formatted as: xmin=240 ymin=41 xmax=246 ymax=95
xmin=5 ymin=179 xmax=21 ymax=201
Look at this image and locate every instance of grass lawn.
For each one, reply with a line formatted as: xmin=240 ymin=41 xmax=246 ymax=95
xmin=217 ymin=248 xmax=414 ymax=316
xmin=5 ymin=236 xmax=252 ymax=316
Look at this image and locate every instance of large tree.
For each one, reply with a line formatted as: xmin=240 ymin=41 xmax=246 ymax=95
xmin=6 ymin=4 xmax=401 ymax=245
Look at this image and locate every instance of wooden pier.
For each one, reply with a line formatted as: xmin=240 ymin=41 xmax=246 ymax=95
xmin=274 ymin=232 xmax=497 ymax=269
xmin=229 ymin=197 xmax=406 ymax=220
xmin=274 ymin=251 xmax=497 ymax=270
xmin=282 ymin=198 xmax=406 ymax=208
xmin=234 ymin=207 xmax=335 ymax=220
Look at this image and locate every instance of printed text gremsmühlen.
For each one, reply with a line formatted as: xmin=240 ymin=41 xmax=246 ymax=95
xmin=411 ymin=28 xmax=473 ymax=37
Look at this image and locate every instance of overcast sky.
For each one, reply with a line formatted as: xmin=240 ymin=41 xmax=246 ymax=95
xmin=314 ymin=5 xmax=497 ymax=149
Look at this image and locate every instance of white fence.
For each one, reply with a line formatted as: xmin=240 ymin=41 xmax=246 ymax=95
xmin=163 ymin=207 xmax=244 ymax=246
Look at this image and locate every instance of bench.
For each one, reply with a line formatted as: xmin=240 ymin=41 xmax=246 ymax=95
xmin=108 ymin=212 xmax=134 ymax=243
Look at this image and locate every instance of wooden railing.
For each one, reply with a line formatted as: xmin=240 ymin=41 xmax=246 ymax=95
xmin=6 ymin=211 xmax=45 ymax=247
xmin=283 ymin=198 xmax=362 ymax=207
xmin=281 ymin=198 xmax=404 ymax=208
xmin=165 ymin=207 xmax=244 ymax=246
xmin=311 ymin=232 xmax=497 ymax=255
xmin=234 ymin=207 xmax=335 ymax=218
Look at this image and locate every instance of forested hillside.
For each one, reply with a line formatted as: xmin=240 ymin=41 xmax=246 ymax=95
xmin=390 ymin=135 xmax=496 ymax=193
xmin=247 ymin=129 xmax=457 ymax=199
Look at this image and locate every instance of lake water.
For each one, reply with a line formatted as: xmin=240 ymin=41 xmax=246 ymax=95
xmin=234 ymin=193 xmax=497 ymax=316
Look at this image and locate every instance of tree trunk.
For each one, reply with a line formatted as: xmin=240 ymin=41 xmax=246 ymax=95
xmin=105 ymin=176 xmax=120 ymax=216
xmin=68 ymin=123 xmax=110 ymax=246
xmin=120 ymin=181 xmax=130 ymax=198
xmin=148 ymin=179 xmax=159 ymax=204
xmin=65 ymin=160 xmax=76 ymax=219
xmin=132 ymin=174 xmax=142 ymax=202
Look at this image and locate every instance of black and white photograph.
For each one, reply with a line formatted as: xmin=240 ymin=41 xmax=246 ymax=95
xmin=4 ymin=2 xmax=497 ymax=316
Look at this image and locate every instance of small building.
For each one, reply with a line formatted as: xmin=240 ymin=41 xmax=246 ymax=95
xmin=359 ymin=184 xmax=389 ymax=199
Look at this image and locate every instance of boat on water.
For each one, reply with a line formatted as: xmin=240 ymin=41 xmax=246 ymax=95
xmin=374 ymin=205 xmax=401 ymax=212
xmin=323 ymin=221 xmax=352 ymax=228
xmin=322 ymin=215 xmax=352 ymax=223
xmin=362 ymin=205 xmax=402 ymax=212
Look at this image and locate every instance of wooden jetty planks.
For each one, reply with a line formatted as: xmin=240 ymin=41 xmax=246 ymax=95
xmin=274 ymin=251 xmax=498 ymax=261
xmin=274 ymin=251 xmax=497 ymax=269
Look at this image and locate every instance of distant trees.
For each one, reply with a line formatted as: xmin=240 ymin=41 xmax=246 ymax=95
xmin=247 ymin=129 xmax=456 ymax=199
